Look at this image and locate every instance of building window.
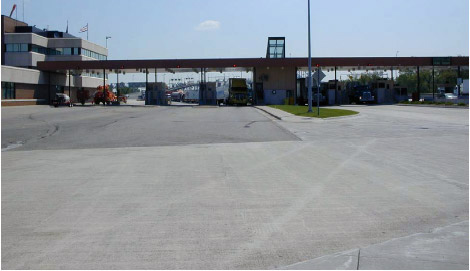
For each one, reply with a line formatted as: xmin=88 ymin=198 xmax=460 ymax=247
xmin=5 ymin=43 xmax=28 ymax=52
xmin=266 ymin=37 xmax=285 ymax=59
xmin=32 ymin=44 xmax=47 ymax=54
xmin=81 ymin=48 xmax=106 ymax=60
xmin=2 ymin=82 xmax=16 ymax=99
xmin=48 ymin=48 xmax=62 ymax=55
xmin=63 ymin=48 xmax=72 ymax=55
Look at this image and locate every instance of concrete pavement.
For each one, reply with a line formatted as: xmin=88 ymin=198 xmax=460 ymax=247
xmin=2 ymin=104 xmax=468 ymax=269
xmin=280 ymin=221 xmax=469 ymax=269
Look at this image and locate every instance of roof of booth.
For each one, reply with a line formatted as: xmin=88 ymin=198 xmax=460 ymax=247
xmin=36 ymin=56 xmax=469 ymax=74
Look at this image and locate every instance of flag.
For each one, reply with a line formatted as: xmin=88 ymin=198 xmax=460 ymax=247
xmin=79 ymin=24 xmax=88 ymax=33
xmin=66 ymin=20 xmax=68 ymax=33
xmin=9 ymin=4 xmax=16 ymax=17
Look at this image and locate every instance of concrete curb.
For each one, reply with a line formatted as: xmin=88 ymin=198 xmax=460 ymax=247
xmin=254 ymin=106 xmax=284 ymax=120
xmin=397 ymin=104 xmax=469 ymax=109
xmin=254 ymin=106 xmax=361 ymax=122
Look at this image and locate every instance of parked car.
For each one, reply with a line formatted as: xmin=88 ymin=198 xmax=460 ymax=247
xmin=52 ymin=93 xmax=72 ymax=107
xmin=171 ymin=91 xmax=184 ymax=102
xmin=444 ymin=93 xmax=458 ymax=100
xmin=437 ymin=93 xmax=458 ymax=100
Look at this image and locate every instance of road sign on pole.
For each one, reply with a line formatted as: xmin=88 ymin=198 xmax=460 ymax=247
xmin=312 ymin=70 xmax=326 ymax=84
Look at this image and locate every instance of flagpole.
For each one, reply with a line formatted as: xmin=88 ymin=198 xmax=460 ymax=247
xmin=87 ymin=23 xmax=88 ymax=41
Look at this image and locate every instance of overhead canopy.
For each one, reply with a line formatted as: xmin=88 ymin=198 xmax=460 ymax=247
xmin=36 ymin=57 xmax=469 ymax=74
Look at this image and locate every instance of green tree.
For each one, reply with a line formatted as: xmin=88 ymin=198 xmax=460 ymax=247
xmin=357 ymin=72 xmax=382 ymax=85
xmin=396 ymin=68 xmax=464 ymax=94
xmin=116 ymin=87 xmax=138 ymax=95
xmin=396 ymin=70 xmax=416 ymax=93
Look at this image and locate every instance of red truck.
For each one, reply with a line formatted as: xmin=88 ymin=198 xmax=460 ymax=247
xmin=94 ymin=85 xmax=116 ymax=105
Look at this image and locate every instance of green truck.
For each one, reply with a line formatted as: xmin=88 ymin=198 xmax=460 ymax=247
xmin=227 ymin=78 xmax=248 ymax=106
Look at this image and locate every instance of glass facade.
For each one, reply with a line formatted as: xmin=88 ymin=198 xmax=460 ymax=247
xmin=2 ymin=82 xmax=16 ymax=99
xmin=266 ymin=37 xmax=285 ymax=59
xmin=63 ymin=48 xmax=72 ymax=55
xmin=81 ymin=48 xmax=107 ymax=60
xmin=5 ymin=43 xmax=106 ymax=60
xmin=81 ymin=72 xmax=108 ymax=79
xmin=5 ymin=43 xmax=28 ymax=52
xmin=31 ymin=44 xmax=62 ymax=55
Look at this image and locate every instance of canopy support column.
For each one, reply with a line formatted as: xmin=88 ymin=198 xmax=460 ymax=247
xmin=417 ymin=66 xmax=420 ymax=101
xmin=334 ymin=66 xmax=338 ymax=105
xmin=432 ymin=66 xmax=435 ymax=101
xmin=68 ymin=69 xmax=71 ymax=98
xmin=294 ymin=67 xmax=297 ymax=105
xmin=145 ymin=68 xmax=149 ymax=105
xmin=103 ymin=69 xmax=106 ymax=106
xmin=48 ymin=71 xmax=51 ymax=105
xmin=117 ymin=72 xmax=120 ymax=104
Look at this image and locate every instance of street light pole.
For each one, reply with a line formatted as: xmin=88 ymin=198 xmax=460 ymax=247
xmin=307 ymin=0 xmax=312 ymax=112
xmin=105 ymin=36 xmax=111 ymax=48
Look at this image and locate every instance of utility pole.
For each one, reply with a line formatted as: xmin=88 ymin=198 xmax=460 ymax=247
xmin=307 ymin=0 xmax=312 ymax=112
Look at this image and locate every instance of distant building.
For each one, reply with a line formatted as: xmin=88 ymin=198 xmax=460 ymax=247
xmin=1 ymin=15 xmax=108 ymax=105
xmin=127 ymin=82 xmax=146 ymax=89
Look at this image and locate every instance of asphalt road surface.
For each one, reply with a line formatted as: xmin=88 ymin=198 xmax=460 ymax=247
xmin=1 ymin=105 xmax=298 ymax=151
xmin=2 ymin=103 xmax=468 ymax=269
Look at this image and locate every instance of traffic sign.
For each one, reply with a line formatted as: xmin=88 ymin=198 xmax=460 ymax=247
xmin=304 ymin=70 xmax=327 ymax=87
xmin=312 ymin=70 xmax=326 ymax=84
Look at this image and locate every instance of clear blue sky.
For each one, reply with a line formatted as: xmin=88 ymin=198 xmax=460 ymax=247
xmin=2 ymin=0 xmax=469 ymax=59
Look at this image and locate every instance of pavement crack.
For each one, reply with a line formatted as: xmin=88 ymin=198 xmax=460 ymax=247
xmin=356 ymin=248 xmax=361 ymax=270
xmin=244 ymin=121 xmax=257 ymax=128
xmin=102 ymin=119 xmax=119 ymax=127
xmin=24 ymin=113 xmax=61 ymax=145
